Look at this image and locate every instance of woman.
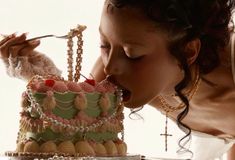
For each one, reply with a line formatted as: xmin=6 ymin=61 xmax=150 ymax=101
xmin=1 ymin=0 xmax=235 ymax=159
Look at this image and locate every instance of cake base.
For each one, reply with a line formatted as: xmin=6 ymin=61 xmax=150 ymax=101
xmin=5 ymin=151 xmax=141 ymax=160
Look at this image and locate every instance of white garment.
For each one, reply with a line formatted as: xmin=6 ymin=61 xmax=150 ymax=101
xmin=2 ymin=52 xmax=61 ymax=80
xmin=189 ymin=131 xmax=235 ymax=160
xmin=185 ymin=33 xmax=235 ymax=160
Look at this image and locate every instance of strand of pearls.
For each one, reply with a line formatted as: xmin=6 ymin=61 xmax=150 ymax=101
xmin=26 ymin=88 xmax=117 ymax=134
xmin=25 ymin=77 xmax=124 ymax=135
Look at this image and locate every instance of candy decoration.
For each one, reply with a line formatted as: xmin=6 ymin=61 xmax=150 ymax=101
xmin=80 ymin=74 xmax=96 ymax=86
xmin=84 ymin=79 xmax=95 ymax=86
xmin=44 ymin=79 xmax=55 ymax=87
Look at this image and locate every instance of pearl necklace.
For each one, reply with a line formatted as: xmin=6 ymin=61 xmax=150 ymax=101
xmin=25 ymin=76 xmax=124 ymax=135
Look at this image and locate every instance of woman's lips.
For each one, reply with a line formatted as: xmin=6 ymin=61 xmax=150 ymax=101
xmin=105 ymin=75 xmax=131 ymax=102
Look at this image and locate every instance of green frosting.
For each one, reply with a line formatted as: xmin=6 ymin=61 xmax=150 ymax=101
xmin=53 ymin=92 xmax=76 ymax=101
xmin=28 ymin=91 xmax=118 ymax=143
xmin=26 ymin=128 xmax=117 ymax=143
xmin=33 ymin=92 xmax=117 ymax=119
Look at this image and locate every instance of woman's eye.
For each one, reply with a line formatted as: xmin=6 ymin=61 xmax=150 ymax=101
xmin=100 ymin=44 xmax=110 ymax=49
xmin=125 ymin=52 xmax=144 ymax=60
xmin=99 ymin=44 xmax=110 ymax=55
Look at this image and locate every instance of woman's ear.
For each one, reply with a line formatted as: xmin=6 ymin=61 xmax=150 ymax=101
xmin=184 ymin=38 xmax=201 ymax=65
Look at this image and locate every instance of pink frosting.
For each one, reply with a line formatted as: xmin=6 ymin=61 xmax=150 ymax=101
xmin=52 ymin=81 xmax=68 ymax=92
xmin=30 ymin=78 xmax=116 ymax=94
xmin=79 ymin=82 xmax=95 ymax=92
xmin=98 ymin=81 xmax=116 ymax=93
xmin=33 ymin=82 xmax=52 ymax=92
xmin=95 ymin=84 xmax=107 ymax=93
xmin=67 ymin=81 xmax=82 ymax=92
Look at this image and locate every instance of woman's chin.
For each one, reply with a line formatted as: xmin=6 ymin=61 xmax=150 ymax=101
xmin=121 ymin=90 xmax=149 ymax=108
xmin=123 ymin=98 xmax=146 ymax=109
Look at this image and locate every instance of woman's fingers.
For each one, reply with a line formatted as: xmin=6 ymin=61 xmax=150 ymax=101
xmin=0 ymin=33 xmax=27 ymax=58
xmin=0 ymin=33 xmax=16 ymax=46
xmin=18 ymin=40 xmax=40 ymax=56
xmin=0 ymin=33 xmax=40 ymax=58
xmin=0 ymin=33 xmax=17 ymax=58
xmin=2 ymin=33 xmax=27 ymax=48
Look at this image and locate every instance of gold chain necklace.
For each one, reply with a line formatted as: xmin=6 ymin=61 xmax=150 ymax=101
xmin=66 ymin=25 xmax=87 ymax=82
xmin=158 ymin=67 xmax=201 ymax=152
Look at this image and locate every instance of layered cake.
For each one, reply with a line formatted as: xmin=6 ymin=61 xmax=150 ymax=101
xmin=5 ymin=25 xmax=129 ymax=159
xmin=12 ymin=75 xmax=126 ymax=158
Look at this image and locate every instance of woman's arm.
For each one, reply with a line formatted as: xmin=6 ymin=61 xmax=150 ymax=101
xmin=0 ymin=33 xmax=61 ymax=81
xmin=227 ymin=144 xmax=235 ymax=160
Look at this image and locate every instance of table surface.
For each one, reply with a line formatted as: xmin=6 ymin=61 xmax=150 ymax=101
xmin=1 ymin=152 xmax=190 ymax=160
xmin=0 ymin=156 xmax=189 ymax=160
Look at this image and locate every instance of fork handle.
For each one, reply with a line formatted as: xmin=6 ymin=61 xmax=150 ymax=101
xmin=26 ymin=34 xmax=54 ymax=42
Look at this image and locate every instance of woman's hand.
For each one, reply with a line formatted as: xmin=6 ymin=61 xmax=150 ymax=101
xmin=0 ymin=33 xmax=40 ymax=59
xmin=0 ymin=33 xmax=61 ymax=81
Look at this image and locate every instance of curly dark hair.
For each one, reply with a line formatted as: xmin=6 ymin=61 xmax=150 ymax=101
xmin=105 ymin=0 xmax=235 ymax=154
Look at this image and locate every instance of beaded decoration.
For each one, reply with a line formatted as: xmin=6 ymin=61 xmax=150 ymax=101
xmin=66 ymin=25 xmax=86 ymax=82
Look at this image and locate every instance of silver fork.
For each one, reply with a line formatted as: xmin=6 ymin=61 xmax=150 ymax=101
xmin=26 ymin=34 xmax=68 ymax=42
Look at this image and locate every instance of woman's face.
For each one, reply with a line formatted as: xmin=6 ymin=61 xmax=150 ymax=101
xmin=99 ymin=4 xmax=183 ymax=108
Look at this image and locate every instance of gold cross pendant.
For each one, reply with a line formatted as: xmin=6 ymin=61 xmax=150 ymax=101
xmin=160 ymin=113 xmax=172 ymax=151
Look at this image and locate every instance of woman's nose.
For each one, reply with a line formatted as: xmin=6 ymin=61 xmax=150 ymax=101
xmin=104 ymin=60 xmax=123 ymax=75
xmin=103 ymin=51 xmax=123 ymax=76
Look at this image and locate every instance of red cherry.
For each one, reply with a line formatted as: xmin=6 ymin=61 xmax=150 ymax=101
xmin=85 ymin=79 xmax=96 ymax=86
xmin=44 ymin=79 xmax=55 ymax=87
